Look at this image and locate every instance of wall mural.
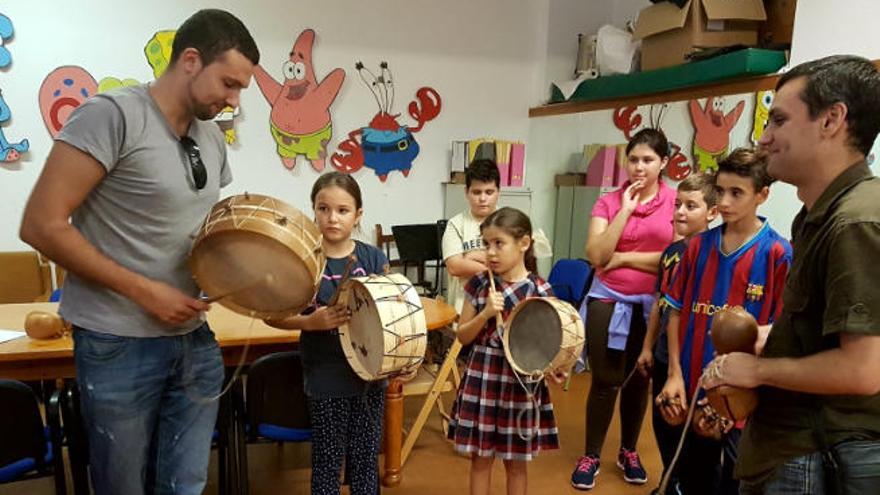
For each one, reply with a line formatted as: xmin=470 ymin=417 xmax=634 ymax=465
xmin=689 ymin=96 xmax=745 ymax=173
xmin=38 ymin=29 xmax=241 ymax=144
xmin=614 ymin=104 xmax=691 ymax=180
xmin=38 ymin=66 xmax=98 ymax=138
xmin=331 ymin=61 xmax=441 ymax=182
xmin=254 ymin=28 xmax=344 ymax=171
xmin=0 ymin=13 xmax=28 ymax=163
xmin=145 ymin=29 xmax=239 ymax=144
xmin=0 ymin=13 xmax=13 ymax=69
xmin=0 ymin=89 xmax=29 ymax=162
xmin=752 ymin=90 xmax=774 ymax=145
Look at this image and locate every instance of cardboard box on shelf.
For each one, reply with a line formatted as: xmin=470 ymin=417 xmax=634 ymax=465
xmin=760 ymin=0 xmax=797 ymax=45
xmin=633 ymin=0 xmax=767 ymax=71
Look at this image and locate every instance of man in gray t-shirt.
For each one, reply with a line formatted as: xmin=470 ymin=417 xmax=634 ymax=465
xmin=20 ymin=10 xmax=258 ymax=495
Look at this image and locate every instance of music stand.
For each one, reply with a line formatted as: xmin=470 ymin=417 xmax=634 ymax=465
xmin=391 ymin=222 xmax=445 ymax=296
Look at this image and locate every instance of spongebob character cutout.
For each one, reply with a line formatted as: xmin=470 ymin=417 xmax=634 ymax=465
xmin=752 ymin=90 xmax=774 ymax=145
xmin=254 ymin=29 xmax=344 ymax=171
xmin=689 ymin=96 xmax=745 ymax=173
xmin=144 ymin=30 xmax=238 ymax=144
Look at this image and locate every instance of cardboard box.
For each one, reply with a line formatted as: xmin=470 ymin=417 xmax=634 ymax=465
xmin=760 ymin=0 xmax=797 ymax=45
xmin=633 ymin=0 xmax=767 ymax=71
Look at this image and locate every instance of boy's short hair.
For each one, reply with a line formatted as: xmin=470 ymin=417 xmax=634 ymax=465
xmin=677 ymin=173 xmax=717 ymax=208
xmin=716 ymin=148 xmax=774 ymax=191
xmin=465 ymin=159 xmax=501 ymax=189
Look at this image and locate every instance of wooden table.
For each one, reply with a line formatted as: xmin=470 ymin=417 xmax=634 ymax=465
xmin=383 ymin=297 xmax=457 ymax=487
xmin=0 ymin=297 xmax=457 ymax=489
xmin=0 ymin=302 xmax=300 ymax=381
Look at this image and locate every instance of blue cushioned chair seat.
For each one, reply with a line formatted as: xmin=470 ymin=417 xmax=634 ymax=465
xmin=257 ymin=424 xmax=311 ymax=442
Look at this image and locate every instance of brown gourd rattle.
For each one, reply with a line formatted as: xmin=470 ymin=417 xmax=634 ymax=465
xmin=704 ymin=306 xmax=759 ymax=422
xmin=24 ymin=311 xmax=70 ymax=339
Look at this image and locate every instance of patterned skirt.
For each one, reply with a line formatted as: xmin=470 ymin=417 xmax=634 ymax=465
xmin=447 ymin=342 xmax=559 ymax=460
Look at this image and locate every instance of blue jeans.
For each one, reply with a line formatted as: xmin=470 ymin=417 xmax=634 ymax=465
xmin=73 ymin=324 xmax=224 ymax=495
xmin=740 ymin=441 xmax=880 ymax=495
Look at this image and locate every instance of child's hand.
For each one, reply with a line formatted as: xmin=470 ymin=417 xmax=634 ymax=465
xmin=604 ymin=252 xmax=626 ymax=271
xmin=693 ymin=399 xmax=733 ymax=439
xmin=657 ymin=374 xmax=687 ymax=425
xmin=263 ymin=315 xmax=294 ymax=329
xmin=621 ymin=179 xmax=645 ymax=214
xmin=305 ymin=305 xmax=351 ymax=331
xmin=545 ymin=367 xmax=568 ymax=384
xmin=482 ymin=289 xmax=504 ymax=320
xmin=636 ymin=347 xmax=654 ymax=378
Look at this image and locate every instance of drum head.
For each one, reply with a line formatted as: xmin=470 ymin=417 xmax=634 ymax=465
xmin=345 ymin=282 xmax=385 ymax=377
xmin=507 ymin=299 xmax=563 ymax=374
xmin=191 ymin=230 xmax=316 ymax=317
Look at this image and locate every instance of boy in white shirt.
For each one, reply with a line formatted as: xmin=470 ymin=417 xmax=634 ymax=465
xmin=442 ymin=159 xmax=500 ymax=313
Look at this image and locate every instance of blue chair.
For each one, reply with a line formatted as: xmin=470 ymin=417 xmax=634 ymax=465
xmin=547 ymin=258 xmax=593 ymax=308
xmin=233 ymin=351 xmax=311 ymax=490
xmin=244 ymin=351 xmax=311 ymax=444
xmin=0 ymin=380 xmax=66 ymax=494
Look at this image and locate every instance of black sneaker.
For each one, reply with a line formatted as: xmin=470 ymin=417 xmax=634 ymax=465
xmin=617 ymin=447 xmax=648 ymax=484
xmin=571 ymin=455 xmax=601 ymax=490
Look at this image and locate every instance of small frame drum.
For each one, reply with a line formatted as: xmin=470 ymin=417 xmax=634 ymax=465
xmin=190 ymin=193 xmax=325 ymax=319
xmin=503 ymin=297 xmax=585 ymax=377
xmin=336 ymin=273 xmax=427 ymax=381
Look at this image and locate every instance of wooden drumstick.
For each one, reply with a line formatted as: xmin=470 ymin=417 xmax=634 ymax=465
xmin=487 ymin=268 xmax=504 ymax=330
xmin=328 ymin=255 xmax=358 ymax=306
xmin=201 ymin=273 xmax=275 ymax=303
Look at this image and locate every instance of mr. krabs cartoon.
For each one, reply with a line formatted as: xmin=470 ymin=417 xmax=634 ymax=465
xmin=331 ymin=62 xmax=441 ymax=182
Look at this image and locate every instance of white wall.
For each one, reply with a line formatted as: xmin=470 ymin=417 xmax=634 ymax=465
xmin=790 ymin=0 xmax=880 ymax=65
xmin=0 ymin=0 xmax=551 ymax=251
xmin=542 ymin=0 xmax=613 ymax=95
xmin=756 ymin=0 xmax=880 ymax=234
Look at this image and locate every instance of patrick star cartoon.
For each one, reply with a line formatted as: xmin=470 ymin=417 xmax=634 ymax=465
xmin=689 ymin=96 xmax=745 ymax=172
xmin=254 ymin=29 xmax=344 ymax=172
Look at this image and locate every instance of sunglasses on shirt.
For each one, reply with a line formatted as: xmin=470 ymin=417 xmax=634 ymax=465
xmin=180 ymin=136 xmax=207 ymax=191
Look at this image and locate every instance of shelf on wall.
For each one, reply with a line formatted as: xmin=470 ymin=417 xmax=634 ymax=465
xmin=530 ymin=72 xmax=780 ymax=118
xmin=531 ymin=48 xmax=787 ymax=118
xmin=531 ymin=56 xmax=880 ymax=118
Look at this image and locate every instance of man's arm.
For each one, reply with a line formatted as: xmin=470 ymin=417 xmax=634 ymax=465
xmin=705 ymin=333 xmax=880 ymax=395
xmin=20 ymin=141 xmax=207 ymax=325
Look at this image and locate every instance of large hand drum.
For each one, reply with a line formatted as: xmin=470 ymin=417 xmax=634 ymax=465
xmin=503 ymin=297 xmax=585 ymax=377
xmin=337 ymin=273 xmax=427 ymax=381
xmin=189 ymin=194 xmax=325 ymax=319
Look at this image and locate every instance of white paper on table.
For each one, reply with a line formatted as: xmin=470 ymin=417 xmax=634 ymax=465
xmin=0 ymin=329 xmax=26 ymax=344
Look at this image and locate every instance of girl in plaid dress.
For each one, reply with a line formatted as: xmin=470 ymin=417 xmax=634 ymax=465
xmin=448 ymin=207 xmax=561 ymax=495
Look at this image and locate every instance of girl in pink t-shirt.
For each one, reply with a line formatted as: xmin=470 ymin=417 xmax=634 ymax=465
xmin=571 ymin=128 xmax=675 ymax=491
